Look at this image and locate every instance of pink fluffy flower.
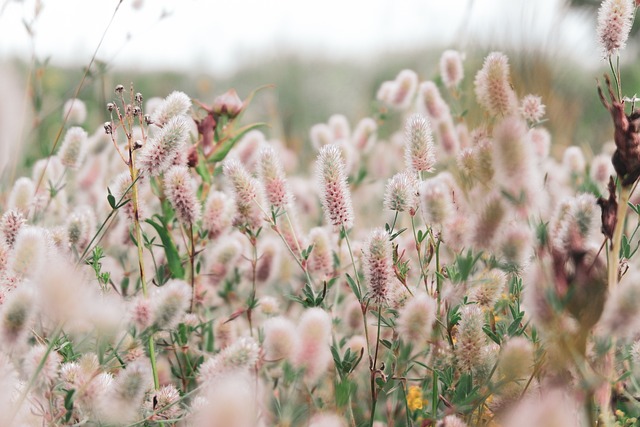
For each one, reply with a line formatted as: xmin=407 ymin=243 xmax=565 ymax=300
xmin=316 ymin=144 xmax=354 ymax=230
xmin=164 ymin=165 xmax=201 ymax=225
xmin=474 ymin=52 xmax=518 ymax=117
xmin=223 ymin=159 xmax=264 ymax=230
xmin=597 ymin=0 xmax=634 ymax=57
xmin=404 ymin=114 xmax=436 ymax=174
xmin=138 ymin=115 xmax=189 ymax=176
xmin=258 ymin=146 xmax=291 ymax=209
xmin=363 ymin=228 xmax=394 ymax=304
xmin=439 ymin=50 xmax=465 ymax=89
xmin=520 ymin=94 xmax=546 ymax=123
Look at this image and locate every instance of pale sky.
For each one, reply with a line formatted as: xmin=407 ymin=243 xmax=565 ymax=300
xmin=0 ymin=0 xmax=598 ymax=75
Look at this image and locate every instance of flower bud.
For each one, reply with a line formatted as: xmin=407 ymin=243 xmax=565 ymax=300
xmin=520 ymin=94 xmax=545 ymax=123
xmin=212 ymin=89 xmax=243 ymax=118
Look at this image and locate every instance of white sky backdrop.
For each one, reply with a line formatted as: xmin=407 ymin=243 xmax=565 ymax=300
xmin=0 ymin=0 xmax=598 ymax=75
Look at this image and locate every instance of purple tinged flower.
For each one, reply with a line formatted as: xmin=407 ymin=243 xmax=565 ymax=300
xmin=202 ymin=190 xmax=236 ymax=239
xmin=316 ymin=144 xmax=354 ymax=230
xmin=520 ymin=94 xmax=546 ymax=122
xmin=212 ymin=88 xmax=243 ymax=118
xmin=384 ymin=172 xmax=418 ymax=214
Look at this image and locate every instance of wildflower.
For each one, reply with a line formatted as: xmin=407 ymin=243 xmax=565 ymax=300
xmin=259 ymin=296 xmax=280 ymax=316
xmin=59 ymin=127 xmax=88 ymax=169
xmin=599 ymin=268 xmax=640 ymax=338
xmin=144 ymin=384 xmax=183 ymax=420
xmin=417 ymin=81 xmax=450 ymax=121
xmin=404 ymin=114 xmax=436 ymax=174
xmin=256 ymin=238 xmax=280 ymax=285
xmin=138 ymin=115 xmax=189 ymax=176
xmin=363 ymin=228 xmax=394 ymax=304
xmin=130 ymin=297 xmax=152 ymax=331
xmin=440 ymin=50 xmax=465 ymax=89
xmin=437 ymin=117 xmax=460 ymax=155
xmin=406 ymin=386 xmax=424 ymax=411
xmin=150 ymin=90 xmax=191 ymax=126
xmin=63 ymin=98 xmax=87 ymax=125
xmin=307 ymin=227 xmax=334 ymax=278
xmin=207 ymin=238 xmax=243 ymax=287
xmin=346 ymin=335 xmax=367 ymax=356
xmin=7 ymin=177 xmax=35 ymax=214
xmin=492 ymin=116 xmax=534 ymax=193
xmin=199 ymin=336 xmax=260 ymax=382
xmin=212 ymin=88 xmax=243 ymax=118
xmin=384 ymin=172 xmax=418 ymax=214
xmin=351 ymin=117 xmax=377 ymax=152
xmin=498 ymin=337 xmax=534 ymax=383
xmin=562 ymin=146 xmax=586 ymax=176
xmin=455 ymin=305 xmax=486 ymax=372
xmin=474 ymin=52 xmax=518 ymax=116
xmin=437 ymin=415 xmax=468 ymax=427
xmin=10 ymin=227 xmax=47 ymax=278
xmin=499 ymin=223 xmax=533 ymax=265
xmin=223 ymin=158 xmax=264 ymax=230
xmin=23 ymin=344 xmax=62 ymax=391
xmin=328 ymin=114 xmax=351 ymax=140
xmin=309 ymin=413 xmax=348 ymax=427
xmin=294 ymin=308 xmax=333 ymax=383
xmin=469 ymin=270 xmax=506 ymax=309
xmin=473 ymin=194 xmax=506 ymax=249
xmin=389 ymin=69 xmax=419 ymax=110
xmin=316 ymin=144 xmax=355 ymax=230
xmin=202 ymin=191 xmax=236 ymax=239
xmin=164 ymin=165 xmax=201 ymax=225
xmin=191 ymin=372 xmax=257 ymax=427
xmin=263 ymin=316 xmax=298 ymax=360
xmin=100 ymin=360 xmax=152 ymax=424
xmin=597 ymin=0 xmax=634 ymax=57
xmin=590 ymin=153 xmax=615 ymax=187
xmin=258 ymin=145 xmax=291 ymax=209
xmin=310 ymin=123 xmax=334 ymax=150
xmin=397 ymin=292 xmax=436 ymax=342
xmin=66 ymin=205 xmax=96 ymax=251
xmin=151 ymin=279 xmax=191 ymax=330
xmin=0 ymin=209 xmax=26 ymax=248
xmin=520 ymin=94 xmax=545 ymax=122
xmin=528 ymin=127 xmax=551 ymax=159
xmin=0 ymin=285 xmax=35 ymax=348
xmin=419 ymin=176 xmax=453 ymax=228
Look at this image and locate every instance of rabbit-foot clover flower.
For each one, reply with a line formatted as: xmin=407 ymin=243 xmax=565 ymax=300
xmin=474 ymin=52 xmax=518 ymax=117
xmin=363 ymin=228 xmax=394 ymax=304
xmin=597 ymin=0 xmax=634 ymax=58
xmin=404 ymin=114 xmax=436 ymax=174
xmin=164 ymin=165 xmax=201 ymax=225
xmin=316 ymin=144 xmax=354 ymax=230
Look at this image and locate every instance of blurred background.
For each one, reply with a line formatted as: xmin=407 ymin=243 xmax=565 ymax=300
xmin=0 ymin=0 xmax=637 ymax=173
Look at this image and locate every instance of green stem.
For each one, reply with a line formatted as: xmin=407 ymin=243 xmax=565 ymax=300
xmin=369 ymin=305 xmax=383 ymax=427
xmin=189 ymin=223 xmax=196 ymax=312
xmin=148 ymin=335 xmax=160 ymax=389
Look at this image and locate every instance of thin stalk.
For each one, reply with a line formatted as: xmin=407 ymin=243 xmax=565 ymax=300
xmin=189 ymin=223 xmax=196 ymax=312
xmin=608 ymin=185 xmax=630 ymax=290
xmin=248 ymin=236 xmax=258 ymax=337
xmin=148 ymin=335 xmax=160 ymax=389
xmin=369 ymin=304 xmax=383 ymax=427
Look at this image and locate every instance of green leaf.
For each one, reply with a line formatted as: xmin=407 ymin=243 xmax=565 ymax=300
xmin=145 ymin=217 xmax=185 ymax=279
xmin=345 ymin=274 xmax=361 ymax=301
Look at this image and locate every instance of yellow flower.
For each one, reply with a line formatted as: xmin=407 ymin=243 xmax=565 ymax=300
xmin=407 ymin=386 xmax=424 ymax=411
